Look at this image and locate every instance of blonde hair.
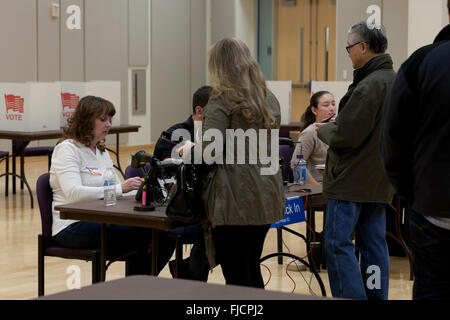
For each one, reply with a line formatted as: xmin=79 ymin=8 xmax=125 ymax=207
xmin=208 ymin=38 xmax=275 ymax=129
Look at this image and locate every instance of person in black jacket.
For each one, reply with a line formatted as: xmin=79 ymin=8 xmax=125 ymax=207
xmin=154 ymin=85 xmax=212 ymax=281
xmin=154 ymin=86 xmax=212 ymax=162
xmin=380 ymin=3 xmax=450 ymax=300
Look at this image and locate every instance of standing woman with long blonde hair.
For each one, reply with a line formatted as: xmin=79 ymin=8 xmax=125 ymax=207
xmin=202 ymin=38 xmax=285 ymax=288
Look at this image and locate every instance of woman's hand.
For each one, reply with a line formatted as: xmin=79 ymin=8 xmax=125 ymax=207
xmin=121 ymin=177 xmax=142 ymax=193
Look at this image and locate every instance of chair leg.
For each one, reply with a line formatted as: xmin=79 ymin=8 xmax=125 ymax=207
xmin=12 ymin=154 xmax=16 ymax=194
xmin=92 ymin=251 xmax=101 ymax=284
xmin=20 ymin=154 xmax=24 ymax=190
xmin=174 ymin=236 xmax=184 ymax=278
xmin=38 ymin=235 xmax=45 ymax=296
xmin=47 ymin=152 xmax=52 ymax=171
xmin=125 ymin=261 xmax=131 ymax=276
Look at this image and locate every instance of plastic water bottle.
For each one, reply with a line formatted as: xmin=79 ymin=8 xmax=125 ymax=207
xmin=293 ymin=154 xmax=307 ymax=185
xmin=103 ymin=167 xmax=117 ymax=206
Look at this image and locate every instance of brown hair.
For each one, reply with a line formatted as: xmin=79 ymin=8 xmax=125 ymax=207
xmin=208 ymin=38 xmax=276 ymax=129
xmin=60 ymin=95 xmax=115 ymax=152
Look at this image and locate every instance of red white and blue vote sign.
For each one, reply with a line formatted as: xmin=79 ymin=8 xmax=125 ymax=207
xmin=271 ymin=196 xmax=305 ymax=228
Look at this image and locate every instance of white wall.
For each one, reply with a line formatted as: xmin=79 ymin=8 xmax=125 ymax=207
xmin=235 ymin=0 xmax=257 ymax=57
xmin=209 ymin=0 xmax=256 ymax=56
xmin=408 ymin=0 xmax=448 ymax=56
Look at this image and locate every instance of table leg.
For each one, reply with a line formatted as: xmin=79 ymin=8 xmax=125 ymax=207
xmin=12 ymin=153 xmax=16 ymax=194
xmin=100 ymin=224 xmax=107 ymax=282
xmin=10 ymin=140 xmax=34 ymax=208
xmin=105 ymin=133 xmax=124 ymax=178
xmin=151 ymin=229 xmax=159 ymax=276
xmin=277 ymin=227 xmax=283 ymax=265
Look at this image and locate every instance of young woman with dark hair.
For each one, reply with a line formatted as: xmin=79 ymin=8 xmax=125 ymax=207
xmin=290 ymin=91 xmax=336 ymax=185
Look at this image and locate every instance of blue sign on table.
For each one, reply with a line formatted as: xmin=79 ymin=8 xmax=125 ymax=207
xmin=271 ymin=196 xmax=306 ymax=228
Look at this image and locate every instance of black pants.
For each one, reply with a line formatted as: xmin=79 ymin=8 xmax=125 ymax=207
xmin=54 ymin=222 xmax=176 ymax=275
xmin=169 ymin=225 xmax=210 ymax=281
xmin=404 ymin=207 xmax=450 ymax=300
xmin=212 ymin=224 xmax=270 ymax=289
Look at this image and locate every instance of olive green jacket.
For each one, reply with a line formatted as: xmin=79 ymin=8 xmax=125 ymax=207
xmin=201 ymin=90 xmax=285 ymax=227
xmin=317 ymin=54 xmax=395 ymax=203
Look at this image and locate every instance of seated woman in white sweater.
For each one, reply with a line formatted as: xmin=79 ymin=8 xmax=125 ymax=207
xmin=291 ymin=91 xmax=336 ymax=185
xmin=51 ymin=95 xmax=175 ymax=275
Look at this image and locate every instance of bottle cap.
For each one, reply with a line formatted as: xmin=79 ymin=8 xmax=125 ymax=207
xmin=297 ymin=154 xmax=300 ymax=159
xmin=300 ymin=154 xmax=304 ymax=159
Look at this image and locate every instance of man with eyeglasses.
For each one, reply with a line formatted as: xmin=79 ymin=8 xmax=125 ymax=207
xmin=315 ymin=21 xmax=396 ymax=300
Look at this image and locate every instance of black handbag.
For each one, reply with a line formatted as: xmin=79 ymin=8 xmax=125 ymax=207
xmin=166 ymin=163 xmax=205 ymax=223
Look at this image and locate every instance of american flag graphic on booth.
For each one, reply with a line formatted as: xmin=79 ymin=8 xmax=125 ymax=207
xmin=61 ymin=92 xmax=80 ymax=110
xmin=4 ymin=94 xmax=24 ymax=113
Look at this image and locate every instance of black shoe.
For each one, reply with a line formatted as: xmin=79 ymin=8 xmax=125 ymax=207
xmin=169 ymin=260 xmax=177 ymax=278
xmin=169 ymin=258 xmax=190 ymax=279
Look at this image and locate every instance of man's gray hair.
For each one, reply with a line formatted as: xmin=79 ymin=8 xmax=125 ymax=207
xmin=348 ymin=21 xmax=388 ymax=54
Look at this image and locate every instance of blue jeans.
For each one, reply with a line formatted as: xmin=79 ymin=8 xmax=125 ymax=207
xmin=404 ymin=206 xmax=450 ymax=300
xmin=325 ymin=199 xmax=390 ymax=300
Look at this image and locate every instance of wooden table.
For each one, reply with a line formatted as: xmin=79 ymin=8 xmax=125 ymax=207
xmin=280 ymin=122 xmax=302 ymax=133
xmin=55 ymin=196 xmax=184 ymax=281
xmin=38 ymin=275 xmax=329 ymax=300
xmin=0 ymin=124 xmax=140 ymax=208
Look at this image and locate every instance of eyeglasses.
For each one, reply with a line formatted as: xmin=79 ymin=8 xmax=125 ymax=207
xmin=346 ymin=41 xmax=362 ymax=53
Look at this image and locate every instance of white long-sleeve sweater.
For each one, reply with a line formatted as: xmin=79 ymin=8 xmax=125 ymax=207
xmin=50 ymin=139 xmax=123 ymax=236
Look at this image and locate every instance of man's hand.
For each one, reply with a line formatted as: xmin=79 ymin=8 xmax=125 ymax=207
xmin=315 ymin=117 xmax=335 ymax=131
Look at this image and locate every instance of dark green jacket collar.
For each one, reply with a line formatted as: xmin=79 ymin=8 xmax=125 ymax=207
xmin=353 ymin=53 xmax=393 ymax=85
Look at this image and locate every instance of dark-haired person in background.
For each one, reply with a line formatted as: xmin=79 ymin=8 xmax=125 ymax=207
xmin=315 ymin=22 xmax=395 ymax=299
xmin=153 ymin=86 xmax=212 ymax=281
xmin=51 ymin=96 xmax=175 ymax=275
xmin=153 ymin=86 xmax=212 ymax=161
xmin=290 ymin=91 xmax=336 ymax=185
xmin=380 ymin=3 xmax=450 ymax=300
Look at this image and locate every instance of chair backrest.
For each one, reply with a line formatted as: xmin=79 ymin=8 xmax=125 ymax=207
xmin=124 ymin=164 xmax=150 ymax=179
xmin=279 ymin=145 xmax=294 ymax=183
xmin=36 ymin=173 xmax=53 ymax=246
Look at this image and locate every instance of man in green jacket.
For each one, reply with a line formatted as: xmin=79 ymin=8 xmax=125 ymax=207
xmin=316 ymin=21 xmax=395 ymax=300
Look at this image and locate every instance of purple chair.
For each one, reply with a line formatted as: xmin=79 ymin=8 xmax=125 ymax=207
xmin=124 ymin=164 xmax=150 ymax=180
xmin=279 ymin=145 xmax=294 ymax=183
xmin=13 ymin=139 xmax=54 ymax=192
xmin=36 ymin=172 xmax=132 ymax=296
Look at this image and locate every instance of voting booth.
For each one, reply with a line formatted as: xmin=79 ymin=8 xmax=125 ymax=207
xmin=60 ymin=81 xmax=121 ymax=127
xmin=0 ymin=81 xmax=121 ymax=132
xmin=0 ymin=82 xmax=61 ymax=132
xmin=266 ymin=81 xmax=292 ymax=125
